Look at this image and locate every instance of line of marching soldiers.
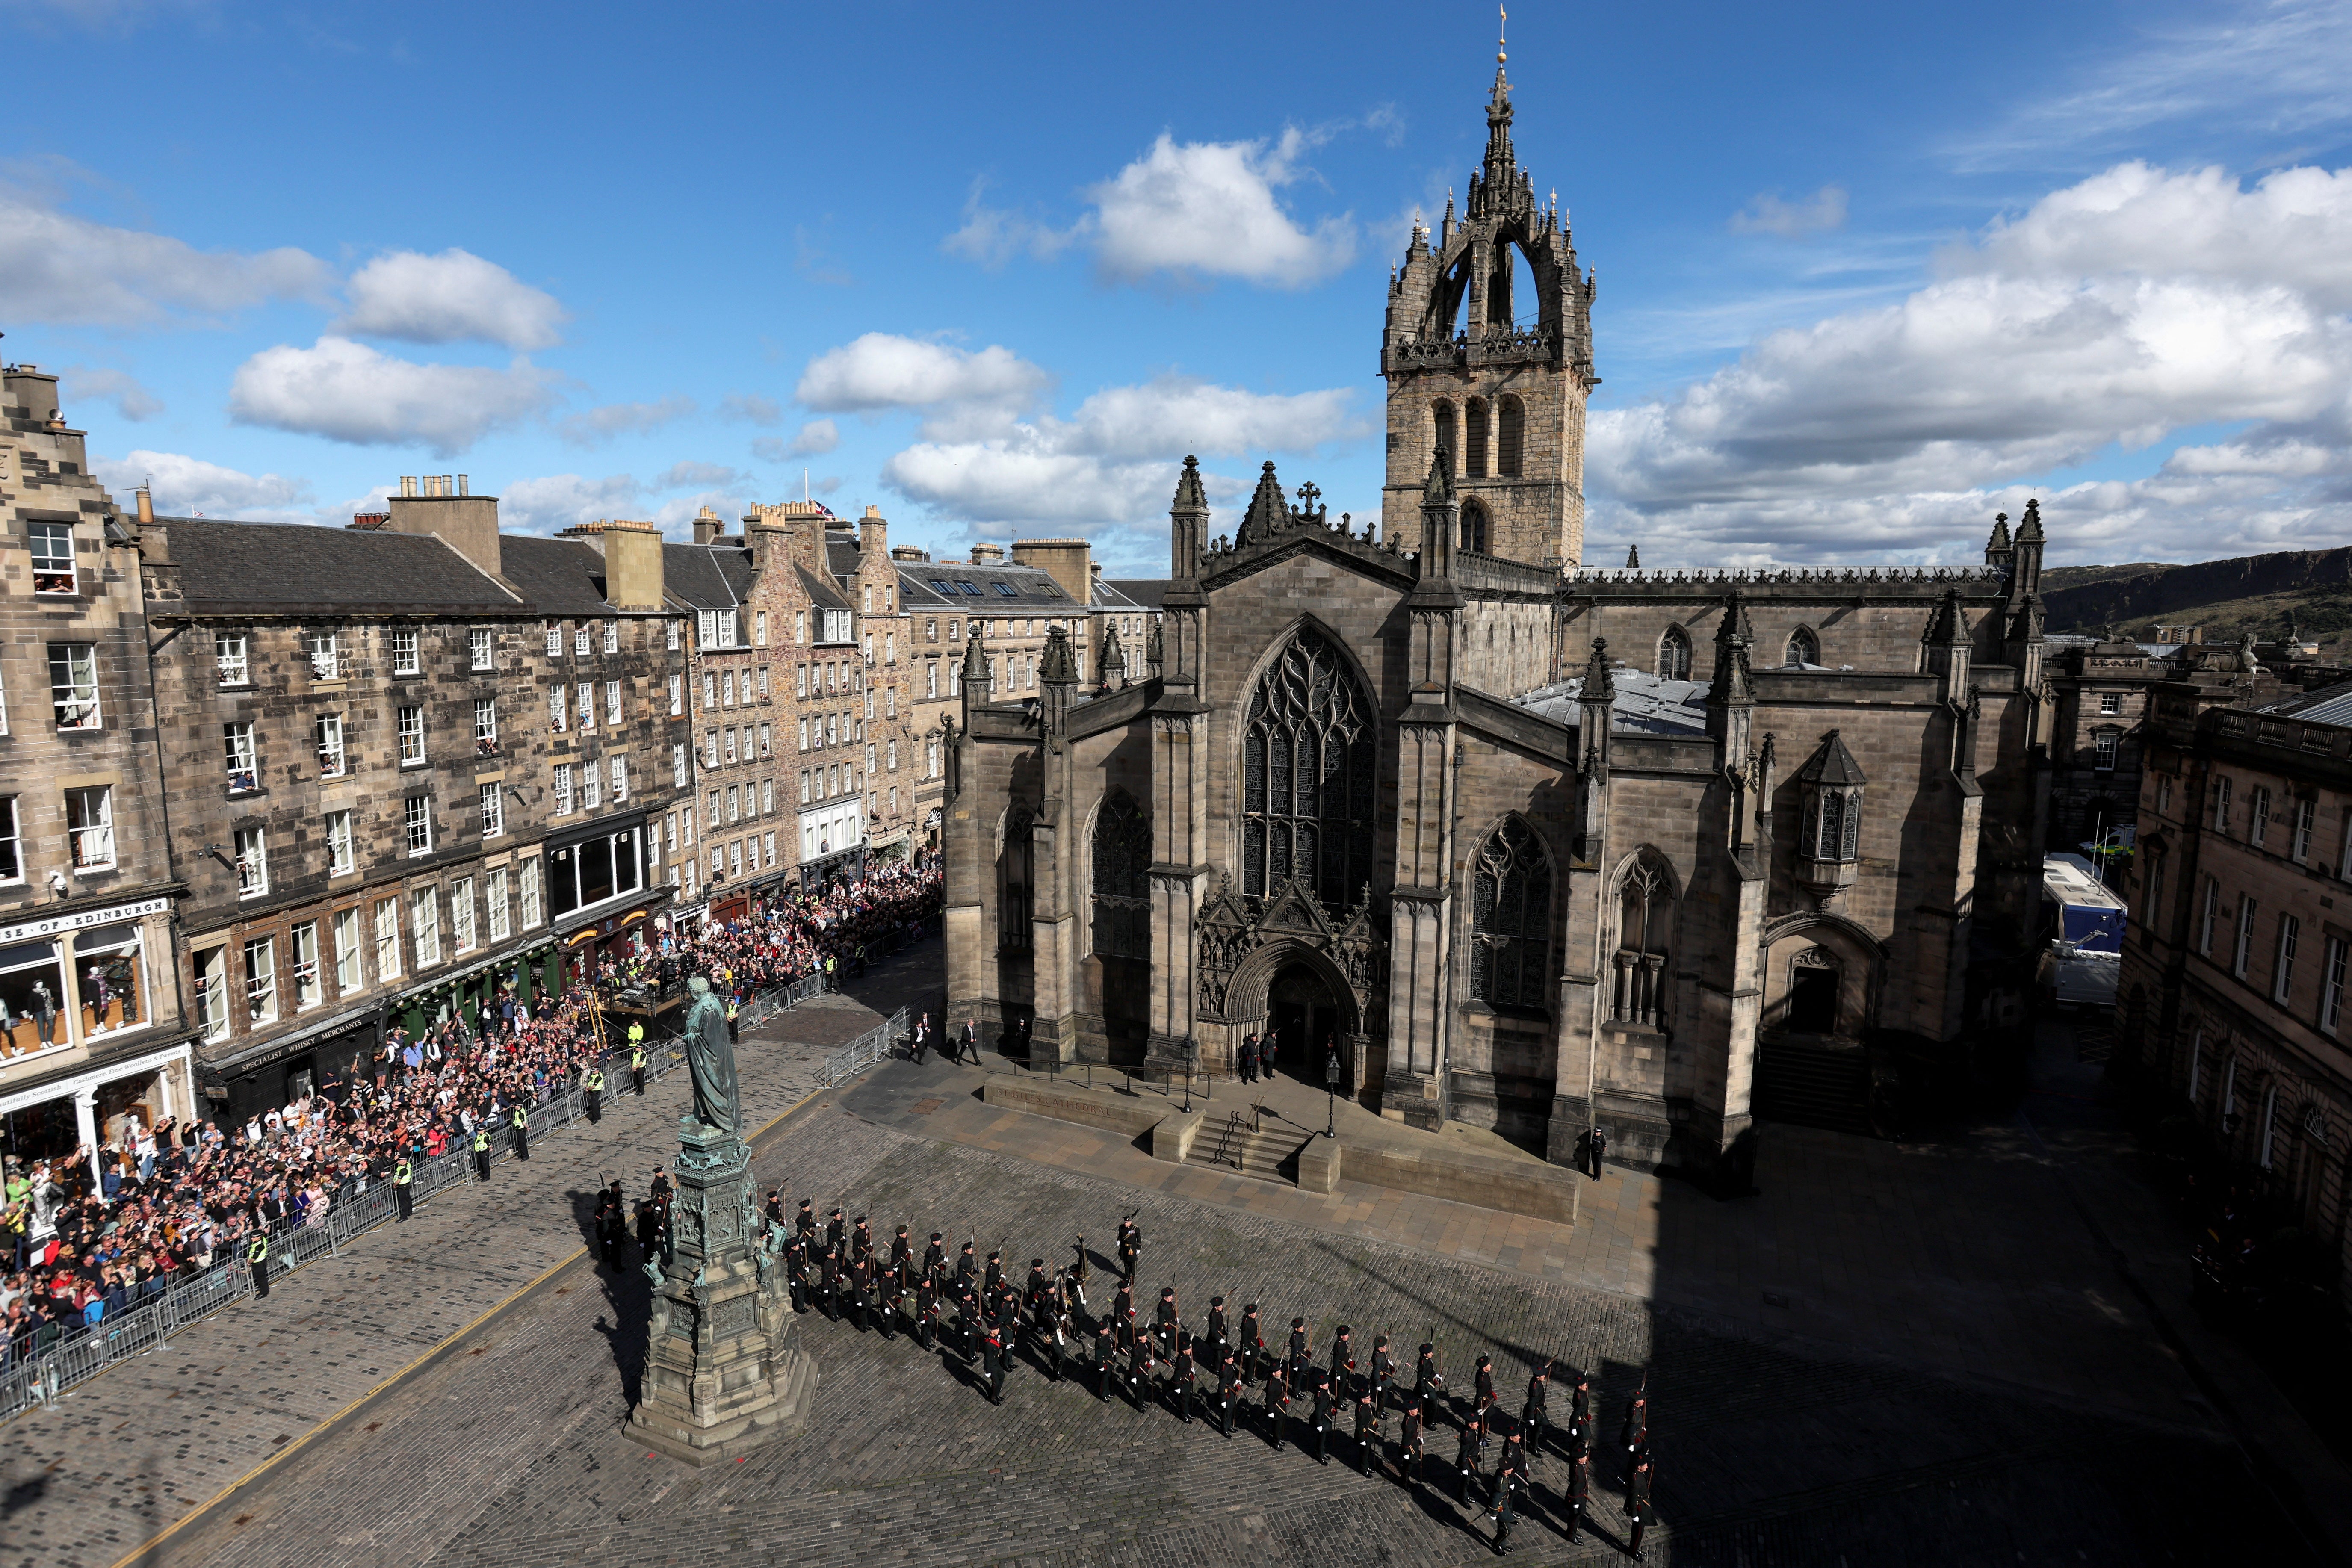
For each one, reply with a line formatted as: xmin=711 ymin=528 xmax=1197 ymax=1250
xmin=763 ymin=1196 xmax=1660 ymax=1560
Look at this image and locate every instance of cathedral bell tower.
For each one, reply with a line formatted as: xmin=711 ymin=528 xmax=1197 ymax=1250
xmin=1380 ymin=39 xmax=1597 ymax=568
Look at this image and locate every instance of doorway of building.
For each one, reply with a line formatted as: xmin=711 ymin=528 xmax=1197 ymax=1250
xmin=1787 ymin=954 xmax=1840 ymax=1034
xmin=1267 ymin=963 xmax=1343 ymax=1084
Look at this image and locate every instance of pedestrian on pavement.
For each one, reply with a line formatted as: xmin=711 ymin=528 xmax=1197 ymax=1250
xmin=960 ymin=1019 xmax=977 ymax=1063
xmin=1584 ymin=1121 xmax=1607 ymax=1179
xmin=393 ymin=1152 xmax=414 ymax=1221
xmin=912 ymin=1012 xmax=930 ymax=1065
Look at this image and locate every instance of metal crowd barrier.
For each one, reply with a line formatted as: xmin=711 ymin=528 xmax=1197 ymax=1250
xmin=817 ymin=1008 xmax=911 ymax=1090
xmin=0 ymin=966 xmax=870 ymax=1424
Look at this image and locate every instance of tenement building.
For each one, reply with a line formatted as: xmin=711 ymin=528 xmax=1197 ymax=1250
xmin=143 ymin=482 xmax=692 ymax=1119
xmin=0 ymin=364 xmax=192 ymax=1173
xmin=940 ymin=60 xmax=2050 ymax=1183
xmin=2042 ymin=635 xmax=2161 ymax=856
xmin=2122 ymin=650 xmax=2352 ymax=1308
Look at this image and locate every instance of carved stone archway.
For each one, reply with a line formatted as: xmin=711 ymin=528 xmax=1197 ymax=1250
xmin=1195 ymin=871 xmax=1386 ymax=1093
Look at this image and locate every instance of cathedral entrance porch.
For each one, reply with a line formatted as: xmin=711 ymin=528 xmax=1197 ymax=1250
xmin=1267 ymin=962 xmax=1343 ymax=1084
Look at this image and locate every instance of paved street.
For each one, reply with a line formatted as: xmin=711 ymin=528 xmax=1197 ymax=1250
xmin=8 ymin=941 xmax=2349 ymax=1568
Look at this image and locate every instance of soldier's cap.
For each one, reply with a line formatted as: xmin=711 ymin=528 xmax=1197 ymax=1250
xmin=930 ymin=1231 xmax=943 ymax=1240
xmin=1245 ymin=1301 xmax=1259 ymax=1312
xmin=1211 ymin=1295 xmax=1224 ymax=1305
xmin=1161 ymin=1287 xmax=1175 ymax=1298
xmin=1337 ymin=1324 xmax=1350 ymax=1335
xmin=1032 ymin=1258 xmax=1044 ymax=1267
xmin=1477 ymin=1353 xmax=1492 ymax=1364
xmin=1291 ymin=1316 xmax=1306 ymax=1328
xmin=1420 ymin=1342 xmax=1434 ymax=1353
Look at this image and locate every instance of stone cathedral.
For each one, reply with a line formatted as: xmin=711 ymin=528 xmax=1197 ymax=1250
xmin=942 ymin=59 xmax=2050 ymax=1182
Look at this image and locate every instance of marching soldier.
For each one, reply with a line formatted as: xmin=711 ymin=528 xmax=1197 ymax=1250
xmin=1352 ymin=1389 xmax=1378 ymax=1474
xmin=981 ymin=1323 xmax=1008 ymax=1406
xmin=1370 ymin=1333 xmax=1398 ymax=1415
xmin=1054 ymin=1292 xmax=1081 ymax=1383
xmin=1124 ymin=1311 xmax=1155 ymax=1411
xmin=983 ymin=1247 xmax=1005 ymax=1298
xmin=1488 ymin=1450 xmax=1521 ymax=1557
xmin=1070 ymin=1232 xmax=1091 ymax=1287
xmin=954 ymin=1273 xmax=981 ymax=1362
xmin=510 ymin=1100 xmax=530 ymax=1160
xmin=1218 ymin=1352 xmax=1243 ymax=1437
xmin=913 ymin=1270 xmax=939 ymax=1348
xmin=764 ymin=1188 xmax=786 ymax=1228
xmin=1238 ymin=1302 xmax=1267 ymax=1382
xmin=1522 ymin=1361 xmax=1551 ymax=1454
xmin=1473 ymin=1353 xmax=1496 ymax=1426
xmin=954 ymin=1239 xmax=979 ymax=1296
xmin=1309 ymin=1373 xmax=1336 ymax=1465
xmin=583 ymin=1062 xmax=606 ymax=1123
xmin=1111 ymin=1277 xmax=1136 ymax=1330
xmin=1563 ymin=1445 xmax=1591 ymax=1543
xmin=1026 ymin=1257 xmax=1052 ymax=1307
xmin=393 ymin=1151 xmax=415 ymax=1222
xmin=1171 ymin=1330 xmax=1197 ymax=1422
xmin=797 ymin=1198 xmax=819 ymax=1247
xmin=1569 ymin=1368 xmax=1593 ymax=1453
xmin=1398 ymin=1395 xmax=1426 ymax=1486
xmin=247 ymin=1231 xmax=270 ymax=1298
xmin=1414 ymin=1343 xmax=1446 ymax=1420
xmin=817 ymin=1244 xmax=842 ymax=1320
xmin=1287 ymin=1317 xmax=1312 ymax=1382
xmin=1116 ymin=1215 xmax=1142 ymax=1285
xmin=1067 ymin=1237 xmax=1090 ymax=1317
xmin=1265 ymin=1360 xmax=1292 ymax=1451
xmin=1206 ymin=1295 xmax=1231 ymax=1361
xmin=1626 ymin=1453 xmax=1655 ymax=1562
xmin=852 ymin=1216 xmax=875 ymax=1266
xmin=892 ymin=1226 xmax=916 ymax=1289
xmin=636 ymin=1196 xmax=660 ymax=1258
xmin=1031 ymin=1288 xmax=1061 ymax=1378
xmin=629 ymin=1028 xmax=647 ymax=1095
xmin=1092 ymin=1312 xmax=1119 ymax=1401
xmin=1329 ymin=1324 xmax=1355 ymax=1397
xmin=1455 ymin=1414 xmax=1484 ymax=1503
xmin=1621 ymin=1377 xmax=1650 ymax=1472
xmin=825 ymin=1207 xmax=847 ymax=1254
xmin=1154 ymin=1286 xmax=1180 ymax=1359
xmin=472 ymin=1125 xmax=492 ymax=1181
xmin=878 ymin=1261 xmax=902 ymax=1341
xmin=849 ymin=1254 xmax=875 ymax=1333
xmin=787 ymin=1233 xmax=811 ymax=1313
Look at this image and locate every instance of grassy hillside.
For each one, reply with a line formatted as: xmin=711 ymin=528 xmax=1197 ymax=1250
xmin=2042 ymin=549 xmax=2352 ymax=655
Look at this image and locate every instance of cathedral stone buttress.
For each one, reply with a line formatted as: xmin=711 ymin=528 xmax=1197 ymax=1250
xmin=1381 ymin=58 xmax=1597 ymax=570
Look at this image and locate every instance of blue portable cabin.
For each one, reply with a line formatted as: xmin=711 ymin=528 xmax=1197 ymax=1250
xmin=2041 ymin=853 xmax=2127 ymax=954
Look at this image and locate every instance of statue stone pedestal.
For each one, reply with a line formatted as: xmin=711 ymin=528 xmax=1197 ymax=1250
xmin=628 ymin=1119 xmax=815 ymax=1465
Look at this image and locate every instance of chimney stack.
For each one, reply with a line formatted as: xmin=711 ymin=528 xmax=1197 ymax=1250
xmin=969 ymin=542 xmax=1005 ymax=564
xmin=692 ymin=506 xmax=724 ymax=547
xmin=600 ymin=519 xmax=666 ymax=611
xmin=386 ymin=481 xmax=503 ymax=578
xmin=860 ymin=504 xmax=887 ymax=559
xmin=1010 ymin=538 xmax=1092 ymax=605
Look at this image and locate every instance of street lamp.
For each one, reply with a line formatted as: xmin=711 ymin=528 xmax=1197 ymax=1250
xmin=1323 ymin=1038 xmax=1340 ymax=1138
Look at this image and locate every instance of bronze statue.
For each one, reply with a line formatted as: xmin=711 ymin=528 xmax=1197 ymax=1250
xmin=682 ymin=975 xmax=742 ymax=1135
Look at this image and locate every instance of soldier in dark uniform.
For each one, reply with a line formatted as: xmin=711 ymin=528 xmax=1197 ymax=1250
xmin=848 ymin=1254 xmax=874 ymax=1332
xmin=1206 ymin=1295 xmax=1230 ymax=1361
xmin=1472 ymin=1354 xmax=1496 ymax=1428
xmin=1370 ymin=1334 xmax=1397 ymax=1415
xmin=764 ymin=1188 xmax=786 ymax=1227
xmin=1626 ymin=1454 xmax=1655 ymax=1562
xmin=981 ymin=1324 xmax=1008 ymax=1406
xmin=923 ymin=1230 xmax=947 ymax=1283
xmin=1031 ymin=1288 xmax=1061 ymax=1377
xmin=1025 ymin=1257 xmax=1051 ymax=1308
xmin=1414 ymin=1343 xmax=1446 ymax=1423
xmin=983 ymin=1247 xmax=1005 ymax=1299
xmin=1352 ymin=1389 xmax=1378 ymax=1474
xmin=636 ymin=1196 xmax=660 ymax=1258
xmin=1116 ymin=1216 xmax=1141 ymax=1285
xmin=1239 ymin=1302 xmax=1266 ymax=1382
xmin=1265 ymin=1361 xmax=1291 ymax=1450
xmin=877 ymin=1260 xmax=902 ymax=1341
xmin=1522 ymin=1361 xmax=1551 ymax=1454
xmin=851 ymin=1216 xmax=875 ymax=1266
xmin=1621 ymin=1378 xmax=1649 ymax=1478
xmin=1217 ymin=1352 xmax=1243 ymax=1437
xmin=1154 ymin=1286 xmax=1180 ymax=1359
xmin=1124 ymin=1311 xmax=1155 ymax=1411
xmin=796 ymin=1198 xmax=818 ymax=1247
xmin=954 ymin=1274 xmax=981 ymax=1362
xmin=1171 ymin=1330 xmax=1197 ymax=1422
xmin=891 ymin=1225 xmax=915 ymax=1289
xmin=817 ymin=1245 xmax=842 ymax=1319
xmin=913 ymin=1270 xmax=938 ymax=1347
xmin=1092 ymin=1313 xmax=1119 ymax=1401
xmin=1110 ymin=1278 xmax=1135 ymax=1334
xmin=1051 ymin=1291 xmax=1080 ymax=1382
xmin=1398 ymin=1396 xmax=1426 ymax=1486
xmin=954 ymin=1240 xmax=979 ymax=1297
xmin=1563 ymin=1446 xmax=1591 ymax=1543
xmin=1331 ymin=1325 xmax=1358 ymax=1400
xmin=1455 ymin=1415 xmax=1484 ymax=1502
xmin=824 ymin=1206 xmax=846 ymax=1254
xmin=785 ymin=1233 xmax=810 ymax=1312
xmin=1309 ymin=1373 xmax=1336 ymax=1464
xmin=1287 ymin=1317 xmax=1312 ymax=1382
xmin=1569 ymin=1369 xmax=1593 ymax=1453
xmin=1070 ymin=1232 xmax=1090 ymax=1284
xmin=1488 ymin=1447 xmax=1522 ymax=1557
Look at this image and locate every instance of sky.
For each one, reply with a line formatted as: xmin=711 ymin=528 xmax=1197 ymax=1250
xmin=6 ymin=0 xmax=2352 ymax=574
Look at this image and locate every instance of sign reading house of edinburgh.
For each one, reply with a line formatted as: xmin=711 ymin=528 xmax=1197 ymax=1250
xmin=0 ymin=896 xmax=172 ymax=947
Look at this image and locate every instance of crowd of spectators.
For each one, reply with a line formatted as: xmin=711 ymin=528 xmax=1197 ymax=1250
xmin=0 ymin=858 xmax=941 ymax=1369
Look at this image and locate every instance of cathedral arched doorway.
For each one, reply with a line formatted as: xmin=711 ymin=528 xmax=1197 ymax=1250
xmin=1268 ymin=962 xmax=1344 ymax=1084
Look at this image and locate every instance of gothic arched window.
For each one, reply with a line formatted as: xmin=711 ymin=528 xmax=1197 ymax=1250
xmin=1241 ymin=627 xmax=1377 ymax=909
xmin=1657 ymin=626 xmax=1692 ymax=681
xmin=1497 ymin=395 xmax=1525 ymax=478
xmin=1000 ymin=807 xmax=1032 ymax=950
xmin=1432 ymin=402 xmax=1458 ymax=476
xmin=1470 ymin=818 xmax=1551 ymax=1008
xmin=1613 ymin=855 xmax=1675 ymax=1025
xmin=1091 ymin=791 xmax=1152 ymax=960
xmin=1460 ymin=498 xmax=1490 ymax=555
xmin=1465 ymin=396 xmax=1491 ymax=478
xmin=1786 ymin=626 xmax=1820 ymax=667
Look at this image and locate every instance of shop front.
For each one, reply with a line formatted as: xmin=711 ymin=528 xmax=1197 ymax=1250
xmin=207 ymin=1004 xmax=383 ymax=1124
xmin=544 ymin=812 xmax=671 ymax=986
xmin=1 ymin=1039 xmax=195 ymax=1188
xmin=0 ymin=895 xmax=171 ymax=1069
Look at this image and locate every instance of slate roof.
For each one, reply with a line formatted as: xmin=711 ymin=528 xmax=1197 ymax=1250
xmin=1105 ymin=579 xmax=1167 ymax=611
xmin=500 ymin=534 xmax=621 ymax=616
xmin=1795 ymin=728 xmax=1868 ymax=785
xmin=895 ymin=570 xmax=956 ymax=609
xmin=824 ymin=533 xmax=862 ymax=582
xmin=1513 ymin=669 xmax=1710 ymax=736
xmin=2265 ymin=678 xmax=2352 ymax=728
xmin=795 ymin=564 xmax=850 ymax=612
xmin=160 ymin=517 xmax=521 ymax=616
xmin=662 ymin=542 xmax=756 ymax=611
xmin=900 ymin=560 xmax=1074 ymax=608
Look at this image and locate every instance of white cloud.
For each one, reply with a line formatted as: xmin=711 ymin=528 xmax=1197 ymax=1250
xmin=720 ymin=392 xmax=783 ymax=425
xmin=796 ymin=333 xmax=1052 ymax=440
xmin=1588 ymin=159 xmax=2352 ymax=567
xmin=335 ymin=248 xmax=567 ymax=350
xmin=494 ymin=472 xmax=646 ymax=536
xmin=785 ymin=419 xmax=839 ymax=457
xmin=59 ymin=365 xmax=163 ymax=421
xmin=229 ymin=337 xmax=557 ymax=457
xmin=558 ymin=395 xmax=697 ymax=446
xmin=91 ymin=448 xmax=313 ymax=520
xmin=882 ymin=375 xmax=1367 ymax=551
xmin=1088 ymin=128 xmax=1356 ymax=289
xmin=0 ymin=188 xmax=330 ymax=327
xmin=1729 ymin=186 xmax=1848 ymax=237
xmin=653 ymin=460 xmax=745 ymax=490
xmin=943 ymin=178 xmax=1080 ymax=269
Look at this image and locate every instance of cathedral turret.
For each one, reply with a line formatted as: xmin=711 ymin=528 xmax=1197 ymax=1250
xmin=1380 ymin=43 xmax=1597 ymax=568
xmin=958 ymin=628 xmax=990 ymax=726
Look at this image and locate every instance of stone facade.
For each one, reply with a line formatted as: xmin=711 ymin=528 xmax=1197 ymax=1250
xmin=2044 ymin=637 xmax=2161 ymax=856
xmin=2120 ymin=653 xmax=2352 ymax=1309
xmin=941 ymin=66 xmax=2051 ymax=1184
xmin=0 ymin=365 xmax=193 ymax=1173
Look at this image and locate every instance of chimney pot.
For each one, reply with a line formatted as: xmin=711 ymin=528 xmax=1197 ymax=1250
xmin=135 ymin=485 xmax=154 ymax=525
xmin=458 ymin=473 xmax=469 ymax=496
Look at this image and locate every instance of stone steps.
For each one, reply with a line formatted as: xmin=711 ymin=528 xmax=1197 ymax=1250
xmin=1752 ymin=1036 xmax=1874 ymax=1136
xmin=1187 ymin=1116 xmax=1310 ymax=1182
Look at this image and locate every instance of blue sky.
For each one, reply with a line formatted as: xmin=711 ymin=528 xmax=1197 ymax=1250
xmin=7 ymin=0 xmax=2352 ymax=573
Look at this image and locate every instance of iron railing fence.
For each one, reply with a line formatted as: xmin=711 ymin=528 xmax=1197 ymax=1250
xmin=0 ymin=968 xmax=860 ymax=1424
xmin=817 ymin=1008 xmax=910 ymax=1089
